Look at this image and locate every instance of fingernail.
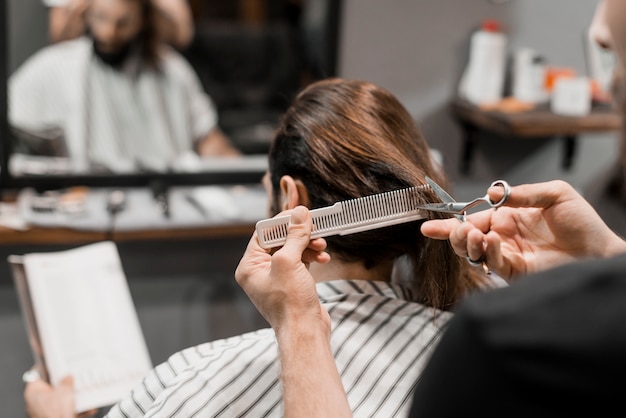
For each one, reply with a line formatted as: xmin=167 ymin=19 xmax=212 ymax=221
xmin=290 ymin=206 xmax=307 ymax=225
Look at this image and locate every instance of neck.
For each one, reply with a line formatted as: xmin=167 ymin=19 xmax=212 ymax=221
xmin=309 ymin=257 xmax=393 ymax=284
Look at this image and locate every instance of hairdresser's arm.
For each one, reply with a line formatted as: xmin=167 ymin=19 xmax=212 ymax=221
xmin=196 ymin=128 xmax=241 ymax=157
xmin=235 ymin=206 xmax=352 ymax=418
xmin=48 ymin=0 xmax=89 ymax=43
xmin=278 ymin=312 xmax=351 ymax=418
xmin=421 ymin=180 xmax=626 ymax=280
xmin=151 ymin=0 xmax=194 ymax=50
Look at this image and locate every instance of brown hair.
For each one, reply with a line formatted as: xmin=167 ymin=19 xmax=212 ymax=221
xmin=134 ymin=0 xmax=160 ymax=67
xmin=268 ymin=78 xmax=489 ymax=310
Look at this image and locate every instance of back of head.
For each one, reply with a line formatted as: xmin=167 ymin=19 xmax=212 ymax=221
xmin=269 ymin=78 xmax=488 ymax=310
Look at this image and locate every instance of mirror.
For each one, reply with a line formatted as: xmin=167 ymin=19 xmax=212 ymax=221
xmin=2 ymin=0 xmax=341 ymax=188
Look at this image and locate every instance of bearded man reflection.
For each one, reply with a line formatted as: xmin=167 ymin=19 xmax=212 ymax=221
xmin=9 ymin=0 xmax=238 ymax=174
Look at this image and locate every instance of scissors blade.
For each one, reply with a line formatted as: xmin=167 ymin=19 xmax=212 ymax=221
xmin=425 ymin=177 xmax=455 ymax=203
xmin=424 ymin=177 xmax=465 ymax=221
xmin=416 ymin=202 xmax=460 ymax=213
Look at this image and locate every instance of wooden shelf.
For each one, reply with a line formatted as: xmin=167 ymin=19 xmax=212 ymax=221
xmin=450 ymin=98 xmax=623 ymax=174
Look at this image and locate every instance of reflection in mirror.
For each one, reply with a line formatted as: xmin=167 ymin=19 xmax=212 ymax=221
xmin=5 ymin=0 xmax=341 ymax=181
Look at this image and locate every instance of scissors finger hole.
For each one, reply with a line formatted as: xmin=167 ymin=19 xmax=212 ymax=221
xmin=488 ymin=180 xmax=510 ymax=207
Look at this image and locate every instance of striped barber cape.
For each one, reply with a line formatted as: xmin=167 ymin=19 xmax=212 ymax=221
xmin=105 ymin=279 xmax=452 ymax=417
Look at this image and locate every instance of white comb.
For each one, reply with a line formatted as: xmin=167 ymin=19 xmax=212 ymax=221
xmin=256 ymin=185 xmax=430 ymax=249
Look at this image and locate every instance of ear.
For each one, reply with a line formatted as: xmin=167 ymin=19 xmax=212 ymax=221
xmin=279 ymin=175 xmax=311 ymax=210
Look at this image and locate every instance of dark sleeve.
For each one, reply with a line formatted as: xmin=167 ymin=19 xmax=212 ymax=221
xmin=409 ymin=254 xmax=626 ymax=418
xmin=409 ymin=303 xmax=502 ymax=417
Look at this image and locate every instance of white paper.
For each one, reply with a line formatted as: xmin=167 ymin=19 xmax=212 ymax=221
xmin=20 ymin=241 xmax=152 ymax=413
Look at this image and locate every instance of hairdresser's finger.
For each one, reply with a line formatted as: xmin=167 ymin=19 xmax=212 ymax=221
xmin=274 ymin=206 xmax=313 ymax=263
xmin=466 ymin=227 xmax=487 ymax=263
xmin=243 ymin=207 xmax=297 ymax=255
xmin=422 ymin=210 xmax=494 ymax=240
xmin=307 ymin=237 xmax=327 ymax=252
xmin=448 ymin=221 xmax=483 ymax=258
xmin=489 ymin=180 xmax=574 ymax=209
xmin=420 ymin=218 xmax=462 ymax=240
xmin=302 ymin=248 xmax=331 ymax=265
xmin=302 ymin=237 xmax=330 ymax=264
xmin=483 ymin=231 xmax=509 ymax=279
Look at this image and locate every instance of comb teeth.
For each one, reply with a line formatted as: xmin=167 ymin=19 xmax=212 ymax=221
xmin=256 ymin=185 xmax=430 ymax=249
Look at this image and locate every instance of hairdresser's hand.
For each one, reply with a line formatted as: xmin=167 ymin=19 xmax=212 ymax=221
xmin=235 ymin=206 xmax=331 ymax=337
xmin=151 ymin=0 xmax=195 ymax=49
xmin=49 ymin=0 xmax=89 ymax=43
xmin=25 ymin=374 xmax=98 ymax=418
xmin=421 ymin=180 xmax=626 ymax=281
xmin=235 ymin=207 xmax=351 ymax=418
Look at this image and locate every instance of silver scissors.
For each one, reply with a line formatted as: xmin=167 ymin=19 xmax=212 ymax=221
xmin=418 ymin=176 xmax=511 ymax=222
xmin=419 ymin=176 xmax=511 ymax=273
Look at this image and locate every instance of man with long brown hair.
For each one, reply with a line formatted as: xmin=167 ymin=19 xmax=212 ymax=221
xmin=10 ymin=0 xmax=238 ymax=174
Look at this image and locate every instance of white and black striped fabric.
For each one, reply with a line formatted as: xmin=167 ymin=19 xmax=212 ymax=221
xmin=105 ymin=280 xmax=452 ymax=418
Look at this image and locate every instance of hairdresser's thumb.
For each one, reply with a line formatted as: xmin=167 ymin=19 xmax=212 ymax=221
xmin=58 ymin=375 xmax=75 ymax=390
xmin=282 ymin=206 xmax=312 ymax=255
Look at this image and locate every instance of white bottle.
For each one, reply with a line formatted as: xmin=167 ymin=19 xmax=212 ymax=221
xmin=512 ymin=48 xmax=535 ymax=102
xmin=513 ymin=48 xmax=547 ymax=104
xmin=459 ymin=20 xmax=508 ymax=106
